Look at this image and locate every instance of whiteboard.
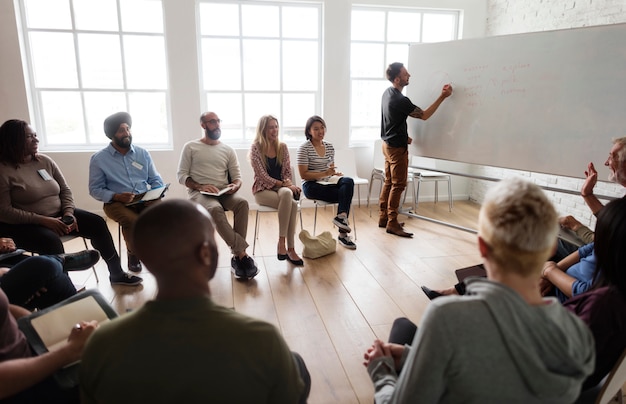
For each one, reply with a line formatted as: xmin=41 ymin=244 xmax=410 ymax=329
xmin=407 ymin=23 xmax=626 ymax=179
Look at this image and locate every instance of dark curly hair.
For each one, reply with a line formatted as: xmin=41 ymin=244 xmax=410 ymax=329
xmin=0 ymin=119 xmax=36 ymax=168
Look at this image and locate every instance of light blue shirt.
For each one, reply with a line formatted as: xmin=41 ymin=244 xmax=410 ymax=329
xmin=556 ymin=242 xmax=596 ymax=303
xmin=89 ymin=143 xmax=163 ymax=203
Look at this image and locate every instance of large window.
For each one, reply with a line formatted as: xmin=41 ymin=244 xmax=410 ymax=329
xmin=17 ymin=0 xmax=169 ymax=150
xmin=350 ymin=7 xmax=460 ymax=144
xmin=198 ymin=1 xmax=322 ymax=145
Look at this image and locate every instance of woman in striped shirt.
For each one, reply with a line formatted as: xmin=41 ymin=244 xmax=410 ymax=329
xmin=297 ymin=116 xmax=356 ymax=249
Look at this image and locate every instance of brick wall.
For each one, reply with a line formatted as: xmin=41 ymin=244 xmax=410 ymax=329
xmin=470 ymin=0 xmax=626 ymax=229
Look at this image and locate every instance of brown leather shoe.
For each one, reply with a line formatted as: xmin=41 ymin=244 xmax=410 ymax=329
xmin=379 ymin=217 xmax=404 ymax=228
xmin=386 ymin=221 xmax=413 ymax=237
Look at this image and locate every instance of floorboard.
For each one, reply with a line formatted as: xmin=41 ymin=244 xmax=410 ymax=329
xmin=63 ymin=200 xmax=496 ymax=402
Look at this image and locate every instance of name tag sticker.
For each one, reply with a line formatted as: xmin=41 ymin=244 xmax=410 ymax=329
xmin=38 ymin=169 xmax=52 ymax=181
xmin=131 ymin=161 xmax=144 ymax=170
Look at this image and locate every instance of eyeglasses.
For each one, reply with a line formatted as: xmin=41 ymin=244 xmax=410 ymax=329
xmin=202 ymin=119 xmax=221 ymax=125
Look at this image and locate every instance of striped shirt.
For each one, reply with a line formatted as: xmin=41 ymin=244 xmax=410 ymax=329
xmin=296 ymin=141 xmax=335 ymax=183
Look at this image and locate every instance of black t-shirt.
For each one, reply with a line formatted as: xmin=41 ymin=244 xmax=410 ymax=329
xmin=380 ymin=86 xmax=421 ymax=148
xmin=266 ymin=157 xmax=281 ymax=181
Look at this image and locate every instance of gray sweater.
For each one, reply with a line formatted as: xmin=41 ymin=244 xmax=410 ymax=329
xmin=368 ymin=278 xmax=595 ymax=403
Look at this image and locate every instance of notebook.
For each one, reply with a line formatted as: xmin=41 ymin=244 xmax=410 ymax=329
xmin=455 ymin=264 xmax=486 ymax=283
xmin=18 ymin=290 xmax=118 ymax=389
xmin=317 ymin=175 xmax=343 ymax=185
xmin=200 ymin=185 xmax=234 ymax=197
xmin=126 ymin=183 xmax=170 ymax=206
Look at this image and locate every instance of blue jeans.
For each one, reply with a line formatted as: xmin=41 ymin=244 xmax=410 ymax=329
xmin=0 ymin=255 xmax=76 ymax=310
xmin=302 ymin=177 xmax=354 ymax=217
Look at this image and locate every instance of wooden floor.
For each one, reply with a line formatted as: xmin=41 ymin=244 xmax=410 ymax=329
xmin=65 ymin=200 xmax=481 ymax=402
xmin=64 ymin=200 xmax=482 ymax=403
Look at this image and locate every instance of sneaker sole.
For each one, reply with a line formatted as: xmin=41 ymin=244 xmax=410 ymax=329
xmin=110 ymin=279 xmax=143 ymax=286
xmin=332 ymin=219 xmax=352 ymax=233
xmin=231 ymin=267 xmax=250 ymax=280
xmin=339 ymin=243 xmax=357 ymax=250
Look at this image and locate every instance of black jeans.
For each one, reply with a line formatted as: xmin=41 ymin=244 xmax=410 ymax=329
xmin=0 ymin=255 xmax=76 ymax=310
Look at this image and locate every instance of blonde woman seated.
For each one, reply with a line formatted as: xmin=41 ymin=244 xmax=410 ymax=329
xmin=249 ymin=115 xmax=303 ymax=266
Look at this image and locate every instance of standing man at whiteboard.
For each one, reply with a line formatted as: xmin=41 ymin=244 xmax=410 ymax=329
xmin=379 ymin=62 xmax=452 ymax=237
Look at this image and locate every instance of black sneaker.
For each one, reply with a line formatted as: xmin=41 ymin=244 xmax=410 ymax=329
xmin=241 ymin=255 xmax=260 ymax=279
xmin=332 ymin=216 xmax=351 ymax=233
xmin=110 ymin=272 xmax=143 ymax=286
xmin=127 ymin=253 xmax=142 ymax=273
xmin=60 ymin=250 xmax=100 ymax=271
xmin=338 ymin=235 xmax=356 ymax=250
xmin=231 ymin=256 xmax=260 ymax=280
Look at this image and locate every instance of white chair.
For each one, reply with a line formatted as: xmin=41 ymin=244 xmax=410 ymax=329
xmin=408 ymin=156 xmax=453 ymax=212
xmin=252 ymin=166 xmax=301 ymax=255
xmin=334 ymin=148 xmax=368 ymax=207
xmin=368 ymin=139 xmax=417 ymax=213
xmin=576 ymin=348 xmax=626 ymax=404
xmin=60 ymin=234 xmax=99 ymax=283
xmin=295 ymin=165 xmax=357 ymax=240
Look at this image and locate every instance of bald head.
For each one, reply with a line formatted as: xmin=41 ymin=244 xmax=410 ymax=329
xmin=133 ymin=199 xmax=219 ymax=290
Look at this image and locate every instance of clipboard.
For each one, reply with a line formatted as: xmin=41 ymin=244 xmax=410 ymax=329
xmin=17 ymin=290 xmax=118 ymax=389
xmin=126 ymin=183 xmax=170 ymax=206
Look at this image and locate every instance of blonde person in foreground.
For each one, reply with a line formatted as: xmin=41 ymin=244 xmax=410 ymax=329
xmin=249 ymin=115 xmax=303 ymax=265
xmin=363 ymin=177 xmax=594 ymax=403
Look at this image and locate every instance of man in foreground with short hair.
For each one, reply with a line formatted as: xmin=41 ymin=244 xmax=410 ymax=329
xmin=80 ymin=199 xmax=310 ymax=403
xmin=364 ymin=177 xmax=594 ymax=403
xmin=89 ymin=111 xmax=164 ymax=273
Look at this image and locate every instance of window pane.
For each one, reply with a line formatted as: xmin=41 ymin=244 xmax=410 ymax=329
xmin=351 ymin=43 xmax=384 ymax=78
xmin=24 ymin=0 xmax=71 ymax=29
xmin=423 ymin=13 xmax=457 ymax=43
xmin=387 ymin=12 xmax=421 ymax=43
xmin=283 ymin=93 xmax=314 ymax=127
xmin=40 ymin=91 xmax=86 ymax=145
xmin=282 ymin=7 xmax=318 ymax=39
xmin=73 ymin=0 xmax=118 ymax=31
xmin=386 ymin=44 xmax=409 ymax=67
xmin=351 ymin=79 xmax=389 ymax=127
xmin=120 ymin=0 xmax=164 ymax=33
xmin=242 ymin=39 xmax=279 ymax=91
xmin=241 ymin=5 xmax=278 ymax=37
xmin=83 ymin=92 xmax=127 ymax=143
xmin=283 ymin=41 xmax=317 ymax=91
xmin=199 ymin=3 xmax=239 ymax=36
xmin=245 ymin=93 xmax=280 ymax=136
xmin=351 ymin=10 xmax=385 ymax=41
xmin=30 ymin=32 xmax=77 ymax=88
xmin=206 ymin=93 xmax=243 ymax=127
xmin=201 ymin=38 xmax=241 ymax=91
xmin=78 ymin=34 xmax=123 ymax=88
xmin=124 ymin=35 xmax=167 ymax=89
xmin=128 ymin=92 xmax=168 ymax=144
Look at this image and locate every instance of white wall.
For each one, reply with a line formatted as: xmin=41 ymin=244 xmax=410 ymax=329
xmin=473 ymin=0 xmax=626 ymax=229
xmin=0 ymin=0 xmax=486 ymax=213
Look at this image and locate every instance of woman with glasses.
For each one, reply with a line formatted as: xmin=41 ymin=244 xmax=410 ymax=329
xmin=0 ymin=119 xmax=142 ymax=286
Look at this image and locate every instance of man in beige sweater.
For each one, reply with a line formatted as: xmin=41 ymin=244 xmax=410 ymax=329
xmin=177 ymin=112 xmax=258 ymax=280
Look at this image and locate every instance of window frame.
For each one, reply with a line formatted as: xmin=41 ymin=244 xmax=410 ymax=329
xmin=196 ymin=0 xmax=323 ymax=148
xmin=349 ymin=6 xmax=461 ymax=146
xmin=16 ymin=0 xmax=171 ymax=151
